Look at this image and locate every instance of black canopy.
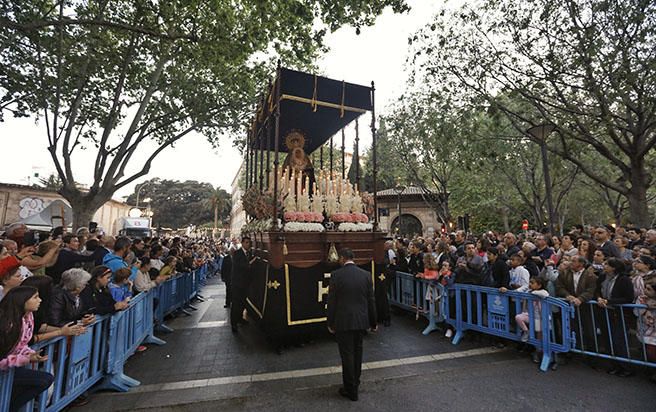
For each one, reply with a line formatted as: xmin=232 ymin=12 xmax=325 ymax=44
xmin=251 ymin=68 xmax=373 ymax=153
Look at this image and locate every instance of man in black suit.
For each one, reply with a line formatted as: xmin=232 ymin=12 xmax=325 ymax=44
xmin=327 ymin=248 xmax=377 ymax=402
xmin=231 ymin=236 xmax=256 ymax=333
xmin=221 ymin=246 xmax=234 ymax=308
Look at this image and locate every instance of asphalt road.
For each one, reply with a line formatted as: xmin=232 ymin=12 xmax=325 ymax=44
xmin=79 ymin=277 xmax=655 ymax=412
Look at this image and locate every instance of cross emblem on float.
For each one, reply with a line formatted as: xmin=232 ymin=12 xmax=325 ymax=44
xmin=318 ymin=273 xmax=331 ymax=308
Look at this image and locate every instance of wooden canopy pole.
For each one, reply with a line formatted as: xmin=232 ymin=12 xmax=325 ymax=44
xmin=371 ymin=81 xmax=378 ymax=226
xmin=355 ymin=118 xmax=360 ymax=188
xmin=329 ymin=135 xmax=334 ymax=174
xmin=341 ymin=128 xmax=346 ymax=180
xmin=272 ymin=64 xmax=282 ymax=223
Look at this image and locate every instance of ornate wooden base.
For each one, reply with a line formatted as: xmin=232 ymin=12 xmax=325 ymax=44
xmin=243 ymin=230 xmax=387 ymax=344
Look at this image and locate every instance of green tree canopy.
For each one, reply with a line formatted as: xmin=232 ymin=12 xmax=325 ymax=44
xmin=125 ymin=178 xmax=230 ymax=229
xmin=406 ymin=0 xmax=656 ymax=226
xmin=0 ymin=0 xmax=408 ymax=228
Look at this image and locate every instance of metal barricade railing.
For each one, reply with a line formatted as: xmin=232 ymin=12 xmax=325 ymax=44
xmin=443 ymin=284 xmax=574 ymax=371
xmin=568 ymin=300 xmax=656 ymax=368
xmin=20 ymin=314 xmax=111 ymax=412
xmin=0 ymin=368 xmax=13 ymax=411
xmin=390 ymin=271 xmax=445 ymax=336
xmin=100 ymin=289 xmax=165 ymax=392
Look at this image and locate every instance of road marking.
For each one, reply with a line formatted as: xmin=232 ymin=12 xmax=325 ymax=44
xmin=131 ymin=347 xmax=501 ymax=393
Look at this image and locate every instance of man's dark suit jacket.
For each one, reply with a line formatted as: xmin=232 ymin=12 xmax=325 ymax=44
xmin=231 ymin=248 xmax=250 ymax=288
xmin=327 ymin=263 xmax=377 ymax=332
xmin=555 ymin=266 xmax=598 ymax=302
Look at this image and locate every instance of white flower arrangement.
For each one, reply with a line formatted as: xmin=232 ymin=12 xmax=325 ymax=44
xmin=283 ymin=222 xmax=325 ymax=232
xmin=337 ymin=222 xmax=373 ymax=232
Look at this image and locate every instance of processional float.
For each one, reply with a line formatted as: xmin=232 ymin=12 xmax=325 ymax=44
xmin=240 ymin=65 xmax=388 ymax=346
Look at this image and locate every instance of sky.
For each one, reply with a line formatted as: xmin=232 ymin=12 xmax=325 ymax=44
xmin=0 ymin=1 xmax=445 ymax=201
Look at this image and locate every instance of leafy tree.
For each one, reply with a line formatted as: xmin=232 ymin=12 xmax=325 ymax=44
xmin=126 ymin=178 xmax=227 ymax=229
xmin=362 ymin=119 xmax=406 ymax=192
xmin=409 ymin=0 xmax=656 ymax=226
xmin=207 ymin=187 xmax=231 ymax=234
xmin=0 ymin=0 xmax=408 ymax=228
xmin=34 ymin=173 xmax=63 ymax=191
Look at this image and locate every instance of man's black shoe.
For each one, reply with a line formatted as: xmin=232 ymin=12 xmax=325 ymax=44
xmin=224 ymin=304 xmax=230 ymax=308
xmin=338 ymin=387 xmax=357 ymax=401
xmin=231 ymin=325 xmax=238 ymax=333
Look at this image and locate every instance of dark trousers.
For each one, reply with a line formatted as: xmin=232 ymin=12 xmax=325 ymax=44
xmin=335 ymin=330 xmax=365 ymax=395
xmin=230 ymin=285 xmax=246 ymax=328
xmin=224 ymin=278 xmax=232 ymax=306
xmin=10 ymin=367 xmax=54 ymax=412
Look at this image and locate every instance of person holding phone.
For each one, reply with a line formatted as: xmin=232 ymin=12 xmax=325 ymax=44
xmin=0 ymin=286 xmax=54 ymax=412
xmin=48 ymin=268 xmax=95 ymax=327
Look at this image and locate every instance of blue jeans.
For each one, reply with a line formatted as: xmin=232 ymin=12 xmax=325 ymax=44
xmin=10 ymin=367 xmax=54 ymax=412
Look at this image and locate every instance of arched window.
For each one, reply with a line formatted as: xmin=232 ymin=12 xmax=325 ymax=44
xmin=390 ymin=214 xmax=423 ymax=237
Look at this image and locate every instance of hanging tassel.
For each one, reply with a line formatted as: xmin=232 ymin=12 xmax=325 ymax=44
xmin=327 ymin=242 xmax=338 ymax=263
xmin=340 ymin=80 xmax=345 ymax=118
xmin=282 ymin=240 xmax=289 ymax=255
xmin=311 ymin=74 xmax=318 ymax=112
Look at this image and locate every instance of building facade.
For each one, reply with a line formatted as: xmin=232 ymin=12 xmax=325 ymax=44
xmin=376 ymin=186 xmax=446 ymax=238
xmin=0 ymin=183 xmax=131 ymax=235
xmin=229 ymin=162 xmax=246 ymax=238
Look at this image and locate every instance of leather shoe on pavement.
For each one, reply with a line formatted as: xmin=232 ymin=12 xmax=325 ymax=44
xmin=338 ymin=387 xmax=358 ymax=401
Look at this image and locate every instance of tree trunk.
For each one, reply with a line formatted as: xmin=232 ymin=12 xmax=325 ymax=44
xmin=627 ymin=161 xmax=650 ymax=227
xmin=500 ymin=206 xmax=510 ymax=233
xmin=213 ymin=203 xmax=218 ymax=238
xmin=61 ymin=188 xmax=108 ymax=232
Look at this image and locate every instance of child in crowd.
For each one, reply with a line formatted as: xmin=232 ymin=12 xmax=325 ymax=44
xmin=159 ymin=256 xmax=178 ymax=279
xmin=514 ymin=277 xmax=550 ymax=343
xmin=108 ymin=267 xmax=133 ymax=303
xmin=502 ymin=254 xmax=530 ymax=293
xmin=418 ymin=253 xmax=439 ymax=280
xmin=437 ymin=261 xmax=454 ymax=287
xmin=0 ymin=286 xmax=54 ymax=412
xmin=438 ymin=260 xmax=456 ymax=339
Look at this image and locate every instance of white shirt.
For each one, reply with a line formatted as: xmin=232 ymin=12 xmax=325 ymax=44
xmin=509 ymin=266 xmax=530 ymax=292
xmin=150 ymin=258 xmax=164 ymax=271
xmin=573 ymin=269 xmax=583 ymax=291
xmin=386 ymin=249 xmax=396 ymax=264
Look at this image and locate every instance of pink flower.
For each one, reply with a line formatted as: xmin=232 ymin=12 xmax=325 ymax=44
xmin=284 ymin=211 xmax=299 ymax=222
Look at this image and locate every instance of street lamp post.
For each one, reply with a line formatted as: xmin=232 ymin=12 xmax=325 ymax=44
xmin=135 ymin=182 xmax=150 ymax=208
xmin=394 ymin=179 xmax=405 ymax=237
xmin=527 ymin=123 xmax=556 ymax=234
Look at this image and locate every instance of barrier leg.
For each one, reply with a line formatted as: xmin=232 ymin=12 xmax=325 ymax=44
xmin=539 ymin=351 xmax=552 ymax=372
xmin=144 ymin=334 xmax=166 ymax=346
xmin=100 ymin=371 xmax=141 ymax=392
xmin=156 ymin=322 xmax=174 ymax=333
xmin=452 ymin=330 xmax=464 ymax=345
xmin=422 ymin=298 xmax=439 ymax=336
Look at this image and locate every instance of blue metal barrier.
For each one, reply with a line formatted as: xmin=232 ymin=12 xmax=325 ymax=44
xmin=100 ymin=289 xmax=165 ymax=391
xmin=568 ymin=300 xmax=656 ymax=369
xmin=390 ymin=271 xmax=445 ymax=336
xmin=443 ymin=284 xmax=574 ymax=371
xmin=0 ymin=368 xmax=13 ymax=411
xmin=21 ymin=315 xmax=111 ymax=412
xmin=1 ymin=264 xmax=211 ymax=411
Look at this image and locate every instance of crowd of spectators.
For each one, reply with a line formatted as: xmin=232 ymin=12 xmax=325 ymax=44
xmin=388 ymin=224 xmax=656 ymax=380
xmin=0 ymin=221 xmax=219 ymax=411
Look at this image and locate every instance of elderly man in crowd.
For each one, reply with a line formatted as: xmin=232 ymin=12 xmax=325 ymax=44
xmin=455 ymin=242 xmax=484 ymax=285
xmin=46 ymin=234 xmax=95 ymax=285
xmin=5 ymin=222 xmax=28 ymax=249
xmin=594 ymin=226 xmax=621 ymax=259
